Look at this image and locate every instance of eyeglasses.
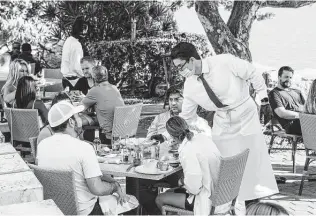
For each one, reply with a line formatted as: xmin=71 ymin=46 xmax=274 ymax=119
xmin=174 ymin=60 xmax=188 ymax=72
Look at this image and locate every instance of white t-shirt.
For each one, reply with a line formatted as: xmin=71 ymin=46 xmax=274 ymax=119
xmin=37 ymin=133 xmax=102 ymax=215
xmin=61 ymin=36 xmax=84 ymax=77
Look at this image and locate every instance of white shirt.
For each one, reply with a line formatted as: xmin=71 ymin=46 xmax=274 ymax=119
xmin=61 ymin=36 xmax=84 ymax=77
xmin=146 ymin=111 xmax=212 ymax=140
xmin=179 ymin=133 xmax=228 ymax=215
xmin=180 ymin=54 xmax=267 ymax=127
xmin=37 ymin=134 xmax=102 ymax=215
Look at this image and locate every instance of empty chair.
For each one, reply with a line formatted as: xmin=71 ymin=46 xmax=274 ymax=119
xmin=28 ymin=164 xmax=79 ymax=215
xmin=112 ymin=103 xmax=143 ymax=142
xmin=4 ymin=108 xmax=40 ymax=156
xmin=298 ymin=113 xmax=316 ymax=196
xmin=162 ymin=149 xmax=250 ymax=215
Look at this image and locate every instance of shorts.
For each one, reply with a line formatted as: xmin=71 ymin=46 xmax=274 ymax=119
xmin=173 ymin=187 xmax=195 ymax=211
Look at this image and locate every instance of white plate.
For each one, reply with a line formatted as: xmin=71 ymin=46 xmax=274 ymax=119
xmin=134 ymin=165 xmax=172 ymax=175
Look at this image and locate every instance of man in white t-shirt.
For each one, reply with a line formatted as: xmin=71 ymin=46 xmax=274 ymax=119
xmin=37 ymin=101 xmax=130 ymax=215
xmin=61 ymin=16 xmax=85 ymax=91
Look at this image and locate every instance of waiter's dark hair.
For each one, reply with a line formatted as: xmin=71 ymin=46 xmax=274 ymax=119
xmin=278 ymin=66 xmax=294 ymax=77
xmin=166 ymin=116 xmax=194 ymax=141
xmin=72 ymin=16 xmax=84 ymax=38
xmin=170 ymin=42 xmax=201 ymax=61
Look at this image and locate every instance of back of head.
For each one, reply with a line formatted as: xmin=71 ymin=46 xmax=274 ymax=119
xmin=72 ymin=16 xmax=84 ymax=38
xmin=304 ymin=79 xmax=316 ymax=114
xmin=170 ymin=42 xmax=201 ymax=61
xmin=91 ymin=65 xmax=108 ymax=84
xmin=51 ymin=92 xmax=72 ymax=106
xmin=246 ymin=201 xmax=289 ymax=215
xmin=80 ymin=56 xmax=96 ymax=65
xmin=21 ymin=43 xmax=32 ymax=53
xmin=15 ymin=76 xmax=36 ymax=108
xmin=166 ymin=116 xmax=194 ymax=142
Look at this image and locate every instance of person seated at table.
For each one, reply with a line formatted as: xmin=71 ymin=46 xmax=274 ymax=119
xmin=82 ymin=65 xmax=124 ymax=144
xmin=37 ymin=101 xmax=137 ymax=215
xmin=155 ymin=116 xmax=228 ymax=215
xmin=147 ymin=86 xmax=211 ymax=143
xmin=37 ymin=92 xmax=96 ymax=144
xmin=73 ymin=56 xmax=96 ymax=95
xmin=18 ymin=43 xmax=41 ymax=75
xmin=1 ymin=59 xmax=31 ymax=106
xmin=304 ymin=79 xmax=316 ymax=114
xmin=13 ymin=76 xmax=48 ymax=127
xmin=268 ymin=66 xmax=305 ymax=135
xmin=246 ymin=201 xmax=289 ymax=215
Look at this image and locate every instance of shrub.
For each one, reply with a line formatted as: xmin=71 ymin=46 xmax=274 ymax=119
xmin=87 ymin=32 xmax=212 ymax=97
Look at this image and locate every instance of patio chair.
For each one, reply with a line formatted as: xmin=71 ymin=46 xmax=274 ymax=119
xmin=266 ymin=116 xmax=302 ymax=173
xmin=28 ymin=164 xmax=79 ymax=215
xmin=162 ymin=149 xmax=250 ymax=215
xmin=4 ymin=108 xmax=40 ymax=157
xmin=83 ymin=103 xmax=143 ymax=146
xmin=43 ymin=68 xmax=63 ymax=79
xmin=43 ymin=83 xmax=64 ymax=97
xmin=298 ymin=113 xmax=316 ymax=196
xmin=29 ymin=136 xmax=38 ymax=162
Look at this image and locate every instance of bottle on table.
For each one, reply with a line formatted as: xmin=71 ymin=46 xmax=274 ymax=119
xmin=93 ymin=129 xmax=101 ymax=155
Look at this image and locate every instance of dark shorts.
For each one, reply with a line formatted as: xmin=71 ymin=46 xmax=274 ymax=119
xmin=174 ymin=187 xmax=195 ymax=211
xmin=89 ymin=198 xmax=103 ymax=215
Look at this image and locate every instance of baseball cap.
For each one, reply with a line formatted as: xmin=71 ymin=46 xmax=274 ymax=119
xmin=48 ymin=101 xmax=84 ymax=127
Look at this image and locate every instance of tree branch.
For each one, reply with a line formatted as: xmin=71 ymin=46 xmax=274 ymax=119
xmin=195 ymin=1 xmax=252 ymax=61
xmin=262 ymin=1 xmax=316 ymax=8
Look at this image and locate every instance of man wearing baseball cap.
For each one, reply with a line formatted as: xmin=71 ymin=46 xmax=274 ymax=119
xmin=37 ymin=101 xmax=130 ymax=215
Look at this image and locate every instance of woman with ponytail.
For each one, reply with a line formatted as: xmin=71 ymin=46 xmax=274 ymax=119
xmin=155 ymin=116 xmax=228 ymax=215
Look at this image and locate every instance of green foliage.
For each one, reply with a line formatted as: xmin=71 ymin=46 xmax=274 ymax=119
xmin=87 ymin=32 xmax=212 ymax=96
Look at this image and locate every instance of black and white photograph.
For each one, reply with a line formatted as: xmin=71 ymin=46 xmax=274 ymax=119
xmin=0 ymin=0 xmax=316 ymax=215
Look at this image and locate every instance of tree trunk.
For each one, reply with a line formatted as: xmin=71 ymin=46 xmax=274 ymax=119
xmin=195 ymin=1 xmax=252 ymax=61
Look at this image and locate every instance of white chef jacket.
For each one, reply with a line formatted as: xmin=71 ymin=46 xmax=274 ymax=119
xmin=61 ymin=36 xmax=84 ymax=77
xmin=180 ymin=54 xmax=267 ymax=124
xmin=180 ymin=54 xmax=279 ymax=201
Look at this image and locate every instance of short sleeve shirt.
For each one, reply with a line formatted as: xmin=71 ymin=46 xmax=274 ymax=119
xmin=37 ymin=133 xmax=102 ymax=215
xmin=269 ymin=87 xmax=305 ymax=129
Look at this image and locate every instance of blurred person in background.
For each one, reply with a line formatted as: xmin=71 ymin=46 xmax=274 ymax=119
xmin=13 ymin=76 xmax=48 ymax=128
xmin=8 ymin=42 xmax=21 ymax=61
xmin=73 ymin=56 xmax=96 ymax=95
xmin=18 ymin=43 xmax=41 ymax=75
xmin=1 ymin=59 xmax=30 ymax=106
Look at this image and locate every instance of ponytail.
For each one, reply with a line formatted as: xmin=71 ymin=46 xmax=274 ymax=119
xmin=166 ymin=116 xmax=194 ymax=142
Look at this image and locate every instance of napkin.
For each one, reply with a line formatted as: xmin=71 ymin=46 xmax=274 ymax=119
xmin=99 ymin=194 xmax=139 ymax=215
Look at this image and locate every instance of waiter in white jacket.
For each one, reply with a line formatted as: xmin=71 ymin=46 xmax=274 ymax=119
xmin=170 ymin=42 xmax=278 ymax=206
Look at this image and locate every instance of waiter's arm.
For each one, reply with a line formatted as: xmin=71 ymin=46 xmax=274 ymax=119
xmin=229 ymin=54 xmax=268 ymax=101
xmin=180 ymin=96 xmax=199 ymax=125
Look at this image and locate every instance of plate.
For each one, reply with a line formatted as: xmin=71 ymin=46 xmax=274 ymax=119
xmin=134 ymin=165 xmax=172 ymax=175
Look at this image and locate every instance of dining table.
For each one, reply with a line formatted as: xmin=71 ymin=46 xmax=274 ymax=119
xmin=98 ymin=138 xmax=183 ymax=215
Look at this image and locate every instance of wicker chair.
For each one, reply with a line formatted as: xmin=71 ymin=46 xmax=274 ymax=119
xmin=266 ymin=116 xmax=302 ymax=173
xmin=298 ymin=113 xmax=316 ymax=195
xmin=4 ymin=108 xmax=40 ymax=157
xmin=83 ymin=103 xmax=143 ymax=146
xmin=112 ymin=103 xmax=143 ymax=142
xmin=43 ymin=68 xmax=63 ymax=79
xmin=162 ymin=149 xmax=250 ymax=215
xmin=29 ymin=137 xmax=38 ymax=162
xmin=28 ymin=164 xmax=79 ymax=215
